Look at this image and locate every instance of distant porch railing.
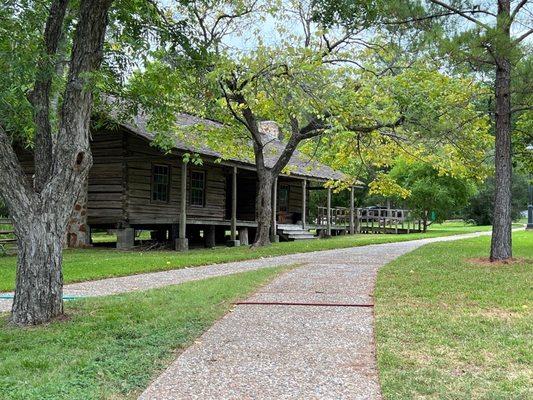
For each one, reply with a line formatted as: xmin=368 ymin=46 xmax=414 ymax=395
xmin=0 ymin=218 xmax=16 ymax=255
xmin=356 ymin=208 xmax=426 ymax=233
xmin=316 ymin=206 xmax=350 ymax=227
xmin=315 ymin=207 xmax=426 ymax=234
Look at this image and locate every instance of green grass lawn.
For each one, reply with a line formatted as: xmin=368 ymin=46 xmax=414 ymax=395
xmin=428 ymin=221 xmax=493 ymax=232
xmin=0 ymin=222 xmax=495 ymax=292
xmin=91 ymin=230 xmax=151 ymax=243
xmin=0 ymin=265 xmax=289 ymax=400
xmin=375 ymin=230 xmax=533 ymax=399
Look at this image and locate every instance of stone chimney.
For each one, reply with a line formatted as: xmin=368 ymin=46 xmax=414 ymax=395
xmin=258 ymin=121 xmax=283 ymax=141
xmin=64 ymin=178 xmax=90 ymax=248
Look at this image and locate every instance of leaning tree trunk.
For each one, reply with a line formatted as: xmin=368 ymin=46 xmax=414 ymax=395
xmin=11 ymin=212 xmax=64 ymax=325
xmin=490 ymin=56 xmax=513 ymax=261
xmin=1 ymin=0 xmax=113 ymax=325
xmin=253 ymin=169 xmax=274 ymax=247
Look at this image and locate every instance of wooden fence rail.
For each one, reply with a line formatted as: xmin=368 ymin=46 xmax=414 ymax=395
xmin=316 ymin=206 xmax=350 ymax=227
xmin=315 ymin=207 xmax=426 ymax=234
xmin=356 ymin=208 xmax=426 ymax=234
xmin=0 ymin=218 xmax=16 ymax=255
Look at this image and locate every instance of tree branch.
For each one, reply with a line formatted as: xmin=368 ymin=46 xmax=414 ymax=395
xmin=511 ymin=105 xmax=533 ymax=113
xmin=145 ymin=0 xmax=193 ymax=54
xmin=219 ymin=81 xmax=248 ymax=128
xmin=211 ymin=0 xmax=258 ymax=34
xmin=50 ymin=0 xmax=114 ymax=198
xmin=30 ymin=0 xmax=69 ymax=192
xmin=347 ymin=116 xmax=405 ymax=133
xmin=0 ymin=125 xmax=35 ymax=219
xmin=271 ymin=133 xmax=302 ymax=176
xmin=428 ymin=0 xmax=490 ymax=29
xmin=383 ymin=8 xmax=495 ymax=25
xmin=226 ymin=86 xmax=268 ymax=170
xmin=514 ymin=28 xmax=533 ymax=44
xmin=299 ymin=115 xmax=330 ymax=138
xmin=510 ymin=0 xmax=528 ymax=22
xmin=271 ymin=114 xmax=331 ymax=176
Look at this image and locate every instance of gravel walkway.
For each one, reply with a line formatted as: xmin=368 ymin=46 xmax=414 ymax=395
xmin=138 ymin=230 xmax=496 ymax=400
xmin=0 ymin=231 xmax=495 ymax=315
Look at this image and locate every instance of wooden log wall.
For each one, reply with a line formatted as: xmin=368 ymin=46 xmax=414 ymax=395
xmin=125 ymin=134 xmax=227 ymax=225
xmin=88 ymin=130 xmax=126 ymax=225
xmin=12 ymin=131 xmax=125 ymax=227
xmin=13 ymin=128 xmax=315 ymax=229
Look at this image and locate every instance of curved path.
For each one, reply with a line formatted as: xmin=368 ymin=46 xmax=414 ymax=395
xmin=0 ymin=231 xmax=493 ymax=314
xmin=1 ymin=231 xmax=499 ymax=397
xmin=137 ymin=231 xmax=497 ymax=400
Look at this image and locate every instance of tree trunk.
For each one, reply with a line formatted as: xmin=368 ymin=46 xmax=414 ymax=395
xmin=253 ymin=169 xmax=273 ymax=247
xmin=0 ymin=0 xmax=113 ymax=325
xmin=490 ymin=56 xmax=513 ymax=261
xmin=490 ymin=1 xmax=513 ymax=261
xmin=11 ymin=214 xmax=64 ymax=325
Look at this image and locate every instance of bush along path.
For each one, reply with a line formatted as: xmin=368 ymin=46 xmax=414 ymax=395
xmin=0 ymin=230 xmax=504 ymax=314
xmin=138 ymin=230 xmax=506 ymax=399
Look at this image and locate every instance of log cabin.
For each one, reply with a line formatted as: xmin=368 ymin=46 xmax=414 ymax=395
xmin=17 ymin=113 xmax=357 ymax=250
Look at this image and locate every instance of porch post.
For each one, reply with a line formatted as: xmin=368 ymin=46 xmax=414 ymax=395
xmin=176 ymin=159 xmax=188 ymax=251
xmin=228 ymin=166 xmax=240 ymax=246
xmin=117 ymin=226 xmax=134 ymax=250
xmin=326 ymin=187 xmax=332 ymax=236
xmin=205 ymin=225 xmax=216 ymax=248
xmin=349 ymin=186 xmax=355 ymax=234
xmin=238 ymin=227 xmax=249 ymax=245
xmin=301 ymin=179 xmax=307 ymax=229
xmin=271 ymin=177 xmax=279 ymax=242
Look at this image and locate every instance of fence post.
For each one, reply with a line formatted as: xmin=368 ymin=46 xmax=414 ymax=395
xmin=301 ymin=179 xmax=306 ymax=230
xmin=326 ymin=188 xmax=332 ymax=236
xmin=349 ymin=187 xmax=355 ymax=234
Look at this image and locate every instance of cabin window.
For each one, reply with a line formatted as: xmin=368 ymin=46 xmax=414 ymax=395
xmin=278 ymin=184 xmax=289 ymax=212
xmin=151 ymin=164 xmax=170 ymax=202
xmin=190 ymin=170 xmax=206 ymax=206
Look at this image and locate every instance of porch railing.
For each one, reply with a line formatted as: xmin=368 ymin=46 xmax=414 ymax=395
xmin=356 ymin=208 xmax=426 ymax=233
xmin=0 ymin=218 xmax=16 ymax=255
xmin=316 ymin=206 xmax=350 ymax=227
xmin=315 ymin=207 xmax=426 ymax=233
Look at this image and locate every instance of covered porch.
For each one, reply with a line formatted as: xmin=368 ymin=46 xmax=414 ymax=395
xmin=168 ymin=161 xmax=359 ymax=250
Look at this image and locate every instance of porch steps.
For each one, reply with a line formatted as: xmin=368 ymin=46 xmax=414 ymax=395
xmin=277 ymin=224 xmax=317 ymax=241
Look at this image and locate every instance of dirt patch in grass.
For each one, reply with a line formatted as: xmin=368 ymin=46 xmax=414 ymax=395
xmin=466 ymin=257 xmax=532 ymax=267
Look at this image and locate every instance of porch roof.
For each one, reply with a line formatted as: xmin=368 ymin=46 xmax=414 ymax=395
xmin=119 ymin=112 xmax=349 ymax=182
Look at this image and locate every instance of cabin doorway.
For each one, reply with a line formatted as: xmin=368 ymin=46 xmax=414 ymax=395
xmin=225 ymin=172 xmax=256 ymax=221
xmin=277 ymin=184 xmax=292 ymax=223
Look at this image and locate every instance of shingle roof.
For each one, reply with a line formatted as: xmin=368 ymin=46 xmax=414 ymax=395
xmin=119 ymin=111 xmax=346 ymax=181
